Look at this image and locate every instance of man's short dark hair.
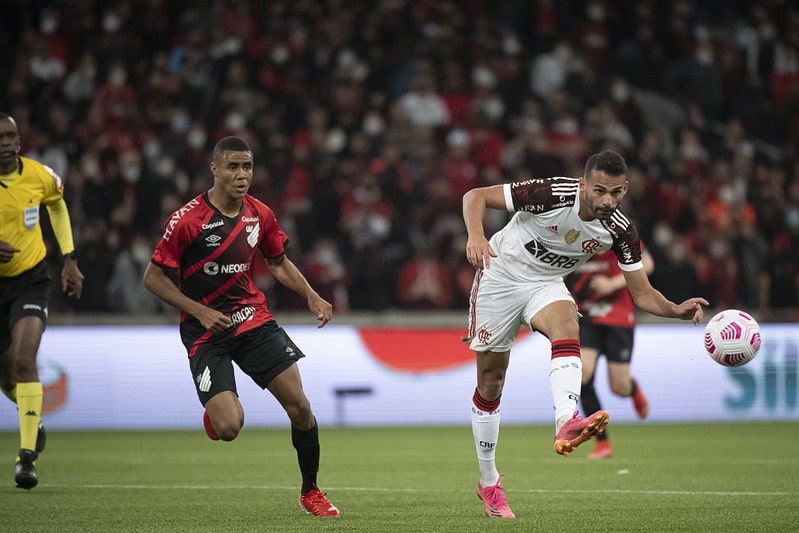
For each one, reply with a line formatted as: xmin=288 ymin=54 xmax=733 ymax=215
xmin=213 ymin=136 xmax=251 ymax=162
xmin=583 ymin=150 xmax=628 ymax=179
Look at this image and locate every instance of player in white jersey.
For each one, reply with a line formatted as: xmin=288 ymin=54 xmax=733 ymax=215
xmin=462 ymin=150 xmax=708 ymax=519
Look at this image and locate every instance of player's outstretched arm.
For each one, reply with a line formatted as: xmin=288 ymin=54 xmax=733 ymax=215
xmin=142 ymin=261 xmax=232 ymax=333
xmin=624 ymin=268 xmax=709 ymax=325
xmin=670 ymin=297 xmax=709 ymax=324
xmin=266 ymin=254 xmax=332 ymax=328
xmin=61 ymin=254 xmax=84 ymax=298
xmin=462 ymin=185 xmax=504 ymax=269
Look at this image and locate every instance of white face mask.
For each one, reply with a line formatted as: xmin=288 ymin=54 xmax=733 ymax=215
xmin=696 ymin=47 xmax=714 ymax=66
xmin=611 ymin=81 xmax=630 ymax=102
xmin=271 ymin=46 xmax=289 ymax=64
xmin=144 ymin=140 xmax=162 ymax=160
xmin=40 ymin=14 xmax=58 ymax=34
xmin=709 ymin=240 xmax=728 ymax=259
xmin=315 ymin=248 xmax=338 ymax=265
xmin=81 ymin=158 xmax=99 ymax=178
xmin=170 ymin=113 xmax=190 ymax=134
xmin=187 ymin=128 xmax=206 ymax=150
xmin=131 ymin=243 xmax=152 ymax=264
xmin=155 ymin=156 xmax=176 ymax=177
xmin=362 ymin=112 xmax=385 ymax=136
xmin=502 ymin=33 xmax=521 ymax=55
xmin=653 ymin=223 xmax=673 ymax=247
xmin=786 ymin=207 xmax=799 ymax=230
xmin=718 ymin=185 xmax=738 ymax=204
xmin=122 ymin=165 xmax=141 ymax=183
xmin=555 ymin=117 xmax=578 ymax=135
xmin=225 ymin=112 xmax=246 ymax=132
xmin=109 ymin=68 xmax=127 ymax=87
xmin=102 ymin=12 xmax=121 ymax=33
xmin=522 ymin=118 xmax=542 ymax=135
xmin=587 ymin=4 xmax=605 ymax=21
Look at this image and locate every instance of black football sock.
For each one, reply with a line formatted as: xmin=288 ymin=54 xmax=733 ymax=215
xmin=581 ymin=378 xmax=608 ymax=441
xmin=629 ymin=378 xmax=638 ymax=398
xmin=292 ymin=420 xmax=320 ymax=494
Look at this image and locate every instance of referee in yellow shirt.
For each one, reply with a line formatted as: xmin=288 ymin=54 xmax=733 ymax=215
xmin=0 ymin=112 xmax=84 ymax=489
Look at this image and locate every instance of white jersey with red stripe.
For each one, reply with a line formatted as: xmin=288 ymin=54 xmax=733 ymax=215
xmin=489 ymin=178 xmax=643 ymax=282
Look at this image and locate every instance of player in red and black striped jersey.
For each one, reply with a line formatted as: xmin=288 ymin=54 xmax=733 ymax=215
xmin=568 ymin=246 xmax=654 ymax=458
xmin=143 ymin=136 xmax=340 ymax=517
xmin=149 ymin=175 xmax=286 ymax=356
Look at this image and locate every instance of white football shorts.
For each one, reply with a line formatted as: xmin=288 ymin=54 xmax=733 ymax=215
xmin=467 ymin=257 xmax=574 ymax=353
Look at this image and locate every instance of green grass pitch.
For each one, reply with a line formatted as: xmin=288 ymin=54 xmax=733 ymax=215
xmin=1 ymin=422 xmax=797 ymax=532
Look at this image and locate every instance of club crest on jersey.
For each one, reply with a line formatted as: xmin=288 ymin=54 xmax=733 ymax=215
xmin=245 ymin=224 xmax=259 ymax=248
xmin=24 ymin=206 xmax=39 ymax=229
xmin=581 ymin=238 xmax=601 ymax=254
xmin=564 ymin=229 xmax=580 ymax=244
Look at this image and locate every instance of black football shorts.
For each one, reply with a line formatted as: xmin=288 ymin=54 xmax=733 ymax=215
xmin=188 ymin=320 xmax=306 ymax=405
xmin=578 ymin=320 xmax=635 ymax=363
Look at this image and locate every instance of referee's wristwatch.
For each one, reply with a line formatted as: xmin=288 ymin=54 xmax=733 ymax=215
xmin=63 ymin=251 xmax=77 ymax=261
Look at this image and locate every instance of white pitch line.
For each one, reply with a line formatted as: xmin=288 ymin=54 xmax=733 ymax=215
xmin=43 ymin=484 xmax=798 ymax=497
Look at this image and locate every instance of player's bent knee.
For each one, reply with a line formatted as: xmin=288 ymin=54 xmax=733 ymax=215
xmin=285 ymin=402 xmax=314 ymax=428
xmin=478 ymin=383 xmax=503 ymax=400
xmin=215 ymin=422 xmax=242 ymax=441
xmin=13 ymin=359 xmax=38 ymax=380
xmin=610 ymin=384 xmax=631 ymax=397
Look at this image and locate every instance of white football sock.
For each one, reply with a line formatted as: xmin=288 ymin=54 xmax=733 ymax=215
xmin=472 ymin=402 xmax=500 ymax=487
xmin=550 ymin=355 xmax=582 ymax=431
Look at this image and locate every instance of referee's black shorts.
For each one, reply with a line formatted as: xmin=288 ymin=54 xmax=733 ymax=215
xmin=0 ymin=260 xmax=51 ymax=353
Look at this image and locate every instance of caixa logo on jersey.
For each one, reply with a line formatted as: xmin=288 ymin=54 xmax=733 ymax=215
xmin=203 ymin=261 xmax=250 ymax=276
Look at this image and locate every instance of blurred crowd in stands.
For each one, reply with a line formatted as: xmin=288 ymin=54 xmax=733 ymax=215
xmin=1 ymin=0 xmax=797 ymax=320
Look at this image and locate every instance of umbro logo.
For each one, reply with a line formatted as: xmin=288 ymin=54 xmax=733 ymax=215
xmin=205 ymin=234 xmax=222 ymax=247
xmin=24 ymin=410 xmax=37 ymax=416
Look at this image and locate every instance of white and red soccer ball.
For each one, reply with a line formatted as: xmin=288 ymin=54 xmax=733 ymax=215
xmin=703 ymin=309 xmax=762 ymax=367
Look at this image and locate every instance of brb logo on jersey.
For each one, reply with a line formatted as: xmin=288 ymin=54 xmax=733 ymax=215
xmin=524 ymin=238 xmax=579 ymax=269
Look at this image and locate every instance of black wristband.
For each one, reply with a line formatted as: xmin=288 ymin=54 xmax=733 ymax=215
xmin=63 ymin=251 xmax=77 ymax=261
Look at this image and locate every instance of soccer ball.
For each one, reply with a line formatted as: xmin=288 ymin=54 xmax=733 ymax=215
xmin=703 ymin=309 xmax=762 ymax=367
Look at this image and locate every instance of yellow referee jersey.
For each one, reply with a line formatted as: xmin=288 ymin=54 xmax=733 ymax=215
xmin=0 ymin=156 xmax=68 ymax=277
